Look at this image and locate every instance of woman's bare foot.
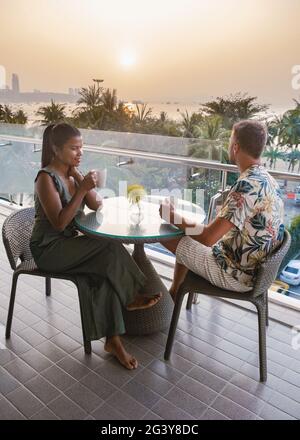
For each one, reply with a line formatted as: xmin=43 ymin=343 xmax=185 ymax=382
xmin=126 ymin=292 xmax=162 ymax=311
xmin=104 ymin=335 xmax=138 ymax=370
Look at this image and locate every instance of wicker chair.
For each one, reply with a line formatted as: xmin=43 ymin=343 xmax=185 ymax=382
xmin=2 ymin=208 xmax=92 ymax=354
xmin=164 ymin=230 xmax=291 ymax=382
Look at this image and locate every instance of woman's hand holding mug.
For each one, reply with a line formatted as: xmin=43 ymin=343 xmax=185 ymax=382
xmin=79 ymin=171 xmax=97 ymax=192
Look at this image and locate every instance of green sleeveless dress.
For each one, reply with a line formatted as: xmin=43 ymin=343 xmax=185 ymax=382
xmin=30 ymin=167 xmax=146 ymax=340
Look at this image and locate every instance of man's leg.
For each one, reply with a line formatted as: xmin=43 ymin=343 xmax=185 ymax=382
xmin=174 ymin=236 xmax=252 ymax=293
xmin=169 ymin=261 xmax=188 ymax=301
xmin=160 ymin=237 xmax=188 ymax=300
xmin=160 ymin=237 xmax=181 ymax=254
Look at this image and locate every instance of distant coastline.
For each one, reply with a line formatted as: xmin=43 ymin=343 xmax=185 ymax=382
xmin=0 ymin=90 xmax=79 ymax=104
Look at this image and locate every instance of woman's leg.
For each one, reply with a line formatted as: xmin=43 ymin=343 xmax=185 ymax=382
xmin=34 ymin=236 xmax=160 ymax=369
xmin=126 ymin=293 xmax=162 ymax=310
xmin=105 ymin=335 xmax=138 ymax=370
xmin=68 ymin=274 xmax=140 ymax=370
xmin=37 ymin=236 xmax=160 ymax=310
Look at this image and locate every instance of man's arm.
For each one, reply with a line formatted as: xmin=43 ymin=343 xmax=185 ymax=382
xmin=159 ymin=200 xmax=234 ymax=247
xmin=186 ymin=216 xmax=234 ymax=246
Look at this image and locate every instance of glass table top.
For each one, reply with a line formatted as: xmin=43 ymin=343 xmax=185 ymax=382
xmin=75 ymin=196 xmax=205 ymax=242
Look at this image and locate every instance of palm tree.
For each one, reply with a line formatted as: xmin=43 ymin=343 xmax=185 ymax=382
xmin=263 ymin=117 xmax=285 ymax=169
xmin=101 ymin=88 xmax=117 ymax=112
xmin=194 ymin=115 xmax=224 ymax=140
xmin=277 ymin=107 xmax=300 ymax=171
xmin=0 ymin=104 xmax=4 ymax=121
xmin=36 ymin=100 xmax=66 ymax=125
xmin=279 ymin=108 xmax=300 ymax=148
xmin=0 ymin=104 xmax=28 ymax=124
xmin=293 ymin=98 xmax=300 ymax=110
xmin=180 ymin=111 xmax=203 ymax=137
xmin=12 ymin=109 xmax=28 ymax=124
xmin=263 ymin=146 xmax=283 ymax=169
xmin=111 ymin=101 xmax=133 ymax=130
xmin=283 ymin=150 xmax=300 ymax=172
xmin=134 ymin=103 xmax=152 ymax=123
xmin=181 ymin=111 xmax=193 ymax=137
xmin=74 ymin=83 xmax=104 ymax=129
xmin=267 ymin=116 xmax=283 ymax=141
xmin=77 ymin=84 xmax=103 ymax=109
xmin=0 ymin=105 xmax=14 ymax=123
xmin=72 ymin=105 xmax=105 ymax=130
xmin=201 ymin=93 xmax=268 ymax=129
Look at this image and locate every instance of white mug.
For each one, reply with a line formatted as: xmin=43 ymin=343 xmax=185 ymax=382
xmin=95 ymin=168 xmax=107 ymax=188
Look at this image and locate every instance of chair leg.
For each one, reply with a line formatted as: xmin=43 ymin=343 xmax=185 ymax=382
xmin=265 ymin=294 xmax=269 ymax=327
xmin=45 ymin=277 xmax=51 ymax=296
xmin=5 ymin=273 xmax=19 ymax=339
xmin=186 ymin=292 xmax=194 ymax=310
xmin=256 ymin=301 xmax=267 ymax=382
xmin=164 ymin=287 xmax=185 ymax=360
xmin=81 ymin=316 xmax=91 ymax=355
xmin=75 ymin=283 xmax=92 ymax=354
xmin=84 ymin=340 xmax=92 ymax=355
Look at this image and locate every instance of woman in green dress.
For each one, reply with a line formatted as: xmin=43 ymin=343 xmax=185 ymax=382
xmin=30 ymin=123 xmax=161 ymax=370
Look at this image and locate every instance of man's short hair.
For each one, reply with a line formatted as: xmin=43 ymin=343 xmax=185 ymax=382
xmin=233 ymin=120 xmax=267 ymax=159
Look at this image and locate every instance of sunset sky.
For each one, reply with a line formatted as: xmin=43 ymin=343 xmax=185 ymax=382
xmin=0 ymin=0 xmax=299 ymax=109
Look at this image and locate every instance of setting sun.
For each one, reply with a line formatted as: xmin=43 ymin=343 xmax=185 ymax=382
xmin=120 ymin=50 xmax=137 ymax=68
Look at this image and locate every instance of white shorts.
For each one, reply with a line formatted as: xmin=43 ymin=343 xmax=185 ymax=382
xmin=175 ymin=236 xmax=252 ymax=293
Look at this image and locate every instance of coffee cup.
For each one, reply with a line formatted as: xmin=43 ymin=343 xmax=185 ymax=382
xmin=95 ymin=169 xmax=107 ymax=188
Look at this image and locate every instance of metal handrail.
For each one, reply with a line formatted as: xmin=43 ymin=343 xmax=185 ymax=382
xmin=0 ymin=133 xmax=300 ymax=182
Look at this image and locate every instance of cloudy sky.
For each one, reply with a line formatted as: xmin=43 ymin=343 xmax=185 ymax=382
xmin=0 ymin=0 xmax=299 ymax=108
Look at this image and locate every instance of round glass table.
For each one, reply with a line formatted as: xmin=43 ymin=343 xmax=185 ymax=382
xmin=75 ymin=196 xmax=205 ymax=335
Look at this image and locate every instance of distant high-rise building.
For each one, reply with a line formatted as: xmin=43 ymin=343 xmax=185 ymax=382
xmin=12 ymin=73 xmax=20 ymax=93
xmin=0 ymin=65 xmax=6 ymax=89
xmin=68 ymin=88 xmax=74 ymax=95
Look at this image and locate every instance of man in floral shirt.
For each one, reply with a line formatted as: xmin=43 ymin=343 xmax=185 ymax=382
xmin=160 ymin=120 xmax=284 ymax=299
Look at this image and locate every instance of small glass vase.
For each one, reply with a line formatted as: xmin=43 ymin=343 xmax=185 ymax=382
xmin=129 ymin=201 xmax=144 ymax=225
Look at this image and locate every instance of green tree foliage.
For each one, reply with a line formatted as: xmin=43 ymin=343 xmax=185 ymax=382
xmin=36 ymin=100 xmax=66 ymax=125
xmin=180 ymin=111 xmax=203 ymax=138
xmin=74 ymin=86 xmax=132 ymax=131
xmin=266 ymin=103 xmax=300 ymax=172
xmin=6 ymin=83 xmax=300 ymax=177
xmin=263 ymin=146 xmax=284 ymax=170
xmin=77 ymin=84 xmax=103 ymax=108
xmin=0 ymin=104 xmax=28 ymax=124
xmin=13 ymin=109 xmax=28 ymax=124
xmin=201 ymin=93 xmax=269 ymax=129
xmin=279 ymin=108 xmax=300 ymax=172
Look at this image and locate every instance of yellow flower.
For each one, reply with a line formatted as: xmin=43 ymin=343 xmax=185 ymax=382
xmin=127 ymin=184 xmax=146 ymax=204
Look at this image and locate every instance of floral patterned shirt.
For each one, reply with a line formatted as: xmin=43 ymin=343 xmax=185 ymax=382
xmin=212 ymin=164 xmax=285 ymax=287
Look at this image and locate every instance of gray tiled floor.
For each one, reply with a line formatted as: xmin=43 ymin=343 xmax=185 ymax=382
xmin=0 ymin=212 xmax=300 ymax=420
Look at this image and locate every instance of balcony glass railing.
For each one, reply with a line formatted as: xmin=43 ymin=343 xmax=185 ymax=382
xmin=1 ymin=123 xmax=300 ymax=307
